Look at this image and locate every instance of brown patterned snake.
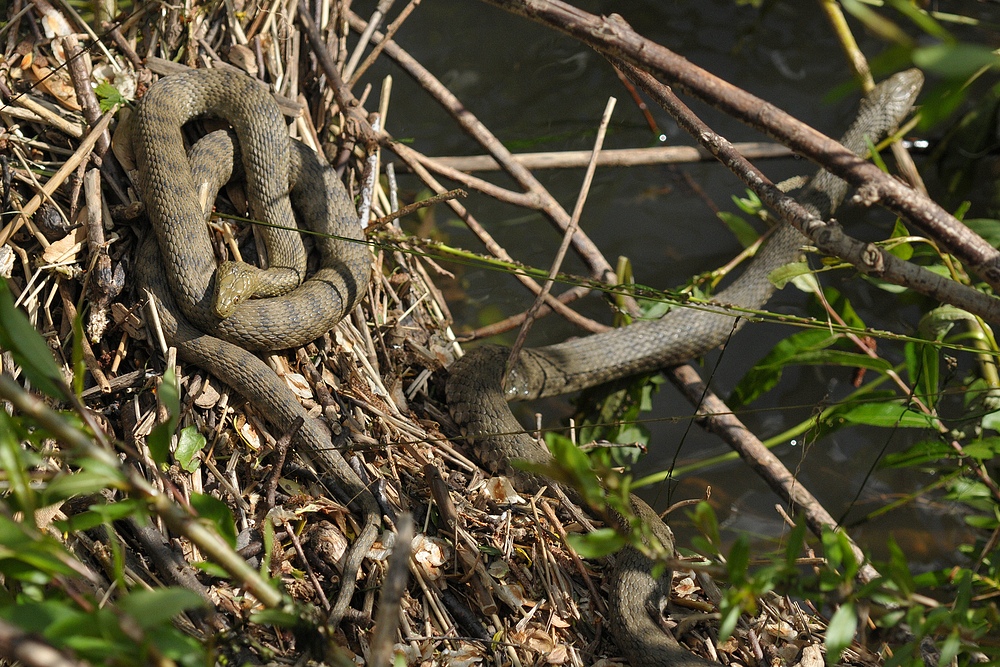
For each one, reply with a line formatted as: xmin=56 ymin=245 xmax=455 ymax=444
xmin=447 ymin=69 xmax=923 ymax=666
xmin=128 ymin=68 xmax=378 ymax=627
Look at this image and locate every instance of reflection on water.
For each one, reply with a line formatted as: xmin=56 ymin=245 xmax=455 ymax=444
xmin=357 ymin=0 xmax=979 ymax=567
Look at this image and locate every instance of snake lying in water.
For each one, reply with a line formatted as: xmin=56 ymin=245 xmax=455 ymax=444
xmin=447 ymin=69 xmax=923 ymax=666
xmin=127 ymin=68 xmax=379 ymax=627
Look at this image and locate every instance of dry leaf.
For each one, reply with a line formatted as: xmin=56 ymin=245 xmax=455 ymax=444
xmin=487 ymin=560 xmax=509 ymax=578
xmin=193 ymin=381 xmax=221 ymax=409
xmin=31 ymin=64 xmax=81 ymax=111
xmin=483 ymin=476 xmax=525 ymax=505
xmin=545 ymin=645 xmax=568 ymax=664
xmin=38 ymin=9 xmax=72 ymax=39
xmin=795 ymin=644 xmax=823 ymax=667
xmin=0 ymin=245 xmax=15 ymax=279
xmin=227 ymin=44 xmax=257 ymax=75
xmin=111 ymin=302 xmax=146 ymax=340
xmin=283 ymin=371 xmax=313 ymax=399
xmin=42 ymin=225 xmax=86 ymax=264
xmin=233 ymin=413 xmax=262 ymax=450
xmin=495 ymin=582 xmax=534 ymax=610
xmin=412 ymin=533 xmax=450 ymax=581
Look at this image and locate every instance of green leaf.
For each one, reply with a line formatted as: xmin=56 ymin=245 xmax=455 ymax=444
xmin=58 ymin=499 xmax=145 ymax=532
xmin=190 ymin=493 xmax=238 ymax=548
xmin=729 ymin=330 xmax=837 ymax=407
xmin=883 ymin=0 xmax=952 ymax=41
xmin=830 ymin=400 xmax=938 ymax=429
xmin=545 ymin=435 xmax=604 ymax=507
xmin=826 ymin=603 xmax=858 ymax=663
xmin=716 ymin=211 xmax=759 ymax=248
xmin=958 ymin=438 xmax=1000 ymax=461
xmin=250 ymin=609 xmax=303 ymax=628
xmin=886 ymin=218 xmax=913 ymax=260
xmin=690 ymin=502 xmax=721 ymax=554
xmin=732 ymin=189 xmax=764 ymax=216
xmin=94 ymin=81 xmax=127 ymax=113
xmin=0 ymin=410 xmax=36 ymax=515
xmin=565 ymin=528 xmax=626 ymax=558
xmin=917 ymin=305 xmax=974 ymax=341
xmin=964 ymin=219 xmax=1000 ymax=249
xmin=822 ymin=527 xmax=843 ymax=571
xmin=119 ymin=588 xmax=207 ymax=630
xmin=148 ymin=365 xmax=180 ymax=467
xmin=192 ymin=561 xmax=231 ymax=578
xmin=882 ymin=439 xmax=955 ymax=468
xmin=938 ymin=630 xmax=961 ymax=667
xmin=884 ymin=543 xmax=913 ymax=599
xmin=175 ymin=426 xmax=207 ymax=472
xmin=42 ymin=469 xmax=122 ymax=504
xmin=913 ymin=43 xmax=1000 ymax=78
xmin=784 ymin=349 xmax=892 ymax=372
xmin=726 ymin=536 xmax=750 ymax=586
xmin=0 ymin=279 xmax=69 ymax=401
xmin=718 ymin=603 xmax=741 ymax=642
xmin=822 ymin=287 xmax=866 ymax=331
xmin=767 ymin=261 xmax=811 ymax=289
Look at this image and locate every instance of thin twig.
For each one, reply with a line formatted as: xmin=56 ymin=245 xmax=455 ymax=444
xmin=369 ymin=513 xmax=414 ymax=666
xmin=505 ymin=97 xmax=616 ymax=383
xmin=347 ymin=11 xmax=632 ymax=301
xmin=0 ymin=112 xmax=113 ymax=245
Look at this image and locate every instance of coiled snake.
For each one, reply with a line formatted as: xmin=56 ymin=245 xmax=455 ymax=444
xmin=128 ymin=66 xmax=921 ymax=664
xmin=447 ymin=69 xmax=922 ymax=666
xmin=128 ymin=68 xmax=378 ymax=627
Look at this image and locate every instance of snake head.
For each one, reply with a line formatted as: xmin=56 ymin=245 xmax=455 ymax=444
xmin=214 ymin=260 xmax=258 ymax=318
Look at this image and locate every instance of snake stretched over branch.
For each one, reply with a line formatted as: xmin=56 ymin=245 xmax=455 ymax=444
xmin=446 ymin=69 xmax=923 ymax=666
xmin=125 ymin=65 xmax=921 ymax=665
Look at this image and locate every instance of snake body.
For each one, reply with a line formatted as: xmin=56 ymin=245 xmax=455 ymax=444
xmin=129 ymin=69 xmax=378 ymax=627
xmin=447 ymin=70 xmax=923 ymax=666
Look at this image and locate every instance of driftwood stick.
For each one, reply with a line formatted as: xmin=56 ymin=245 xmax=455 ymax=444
xmin=477 ymin=0 xmax=1000 ymax=295
xmin=613 ymin=58 xmax=1000 ymax=325
xmin=61 ymin=34 xmax=111 ymax=157
xmin=0 ymin=617 xmax=88 ymax=667
xmin=399 ymin=149 xmax=542 ymax=209
xmin=413 ymin=142 xmax=792 ymax=173
xmin=296 ymin=0 xmax=378 ymax=148
xmin=667 ymin=364 xmax=880 ymax=584
xmin=369 ymin=513 xmax=414 ymax=667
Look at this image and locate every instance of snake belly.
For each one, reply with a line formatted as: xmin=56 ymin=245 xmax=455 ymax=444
xmin=129 ymin=69 xmax=378 ymax=627
xmin=447 ymin=69 xmax=923 ymax=666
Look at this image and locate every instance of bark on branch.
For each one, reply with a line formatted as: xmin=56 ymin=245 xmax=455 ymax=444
xmin=612 ymin=58 xmax=1000 ymax=324
xmin=478 ymin=0 xmax=1000 ymax=298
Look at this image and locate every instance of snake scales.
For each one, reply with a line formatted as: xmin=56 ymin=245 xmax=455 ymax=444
xmin=128 ymin=68 xmax=379 ymax=627
xmin=447 ymin=69 xmax=922 ymax=666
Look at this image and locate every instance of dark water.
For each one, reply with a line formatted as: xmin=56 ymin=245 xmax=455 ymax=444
xmin=357 ymin=1 xmax=986 ymax=565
